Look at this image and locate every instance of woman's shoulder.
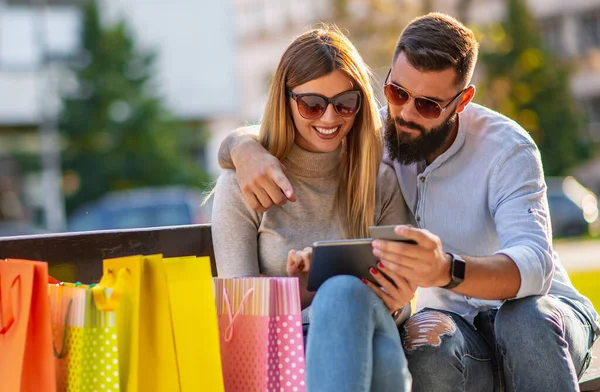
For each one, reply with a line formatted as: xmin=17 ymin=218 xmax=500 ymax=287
xmin=214 ymin=169 xmax=245 ymax=202
xmin=376 ymin=161 xmax=400 ymax=187
xmin=375 ymin=161 xmax=404 ymax=203
xmin=375 ymin=162 xmax=408 ymax=225
xmin=216 ymin=169 xmax=240 ymax=190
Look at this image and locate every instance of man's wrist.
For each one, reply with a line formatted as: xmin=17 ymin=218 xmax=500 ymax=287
xmin=440 ymin=252 xmax=453 ymax=287
xmin=440 ymin=253 xmax=466 ymax=289
xmin=229 ymin=137 xmax=247 ymax=170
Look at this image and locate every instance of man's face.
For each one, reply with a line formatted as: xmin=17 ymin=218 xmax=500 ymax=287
xmin=384 ymin=52 xmax=466 ymax=164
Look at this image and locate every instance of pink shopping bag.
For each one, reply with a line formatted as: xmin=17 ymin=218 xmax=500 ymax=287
xmin=214 ymin=277 xmax=306 ymax=392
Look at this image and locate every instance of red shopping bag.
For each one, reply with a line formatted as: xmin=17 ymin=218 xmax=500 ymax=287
xmin=0 ymin=259 xmax=56 ymax=392
xmin=214 ymin=277 xmax=306 ymax=392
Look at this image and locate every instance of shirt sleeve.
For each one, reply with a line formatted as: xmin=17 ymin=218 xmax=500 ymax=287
xmin=375 ymin=162 xmax=410 ymax=226
xmin=211 ymin=170 xmax=262 ymax=277
xmin=489 ymin=142 xmax=554 ymax=298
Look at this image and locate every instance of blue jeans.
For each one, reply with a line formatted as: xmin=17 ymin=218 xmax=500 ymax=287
xmin=402 ymin=295 xmax=597 ymax=392
xmin=304 ymin=275 xmax=411 ymax=392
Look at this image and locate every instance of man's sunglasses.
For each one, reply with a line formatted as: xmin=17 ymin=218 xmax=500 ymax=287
xmin=383 ymin=69 xmax=466 ymax=119
xmin=288 ymin=90 xmax=362 ymax=119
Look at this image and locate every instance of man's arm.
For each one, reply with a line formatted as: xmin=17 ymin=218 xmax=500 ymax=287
xmin=217 ymin=126 xmax=259 ymax=170
xmin=372 ymin=229 xmax=521 ymax=300
xmin=211 ymin=170 xmax=262 ymax=277
xmin=216 ymin=125 xmax=296 ymax=211
xmin=373 ymin=143 xmax=553 ymax=300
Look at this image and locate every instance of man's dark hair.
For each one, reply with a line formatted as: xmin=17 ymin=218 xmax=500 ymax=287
xmin=393 ymin=13 xmax=479 ymax=87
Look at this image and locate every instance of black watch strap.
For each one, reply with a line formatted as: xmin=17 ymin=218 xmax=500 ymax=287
xmin=441 ymin=252 xmax=466 ymax=289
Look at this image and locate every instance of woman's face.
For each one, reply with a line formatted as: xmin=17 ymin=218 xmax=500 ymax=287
xmin=289 ymin=70 xmax=358 ymax=153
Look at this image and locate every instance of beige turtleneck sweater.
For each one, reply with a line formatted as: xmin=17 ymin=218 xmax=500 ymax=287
xmin=211 ymin=143 xmax=409 ymax=280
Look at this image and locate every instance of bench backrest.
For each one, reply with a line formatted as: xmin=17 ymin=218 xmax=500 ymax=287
xmin=0 ymin=224 xmax=215 ymax=284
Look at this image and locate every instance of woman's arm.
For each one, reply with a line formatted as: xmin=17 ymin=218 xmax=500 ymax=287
xmin=211 ymin=170 xmax=262 ymax=277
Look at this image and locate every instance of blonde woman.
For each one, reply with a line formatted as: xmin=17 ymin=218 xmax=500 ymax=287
xmin=212 ymin=26 xmax=412 ymax=391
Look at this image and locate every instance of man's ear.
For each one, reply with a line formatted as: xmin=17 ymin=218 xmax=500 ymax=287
xmin=455 ymin=85 xmax=476 ymax=114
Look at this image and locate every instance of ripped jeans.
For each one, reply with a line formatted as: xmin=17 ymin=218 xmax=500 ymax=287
xmin=401 ymin=295 xmax=596 ymax=392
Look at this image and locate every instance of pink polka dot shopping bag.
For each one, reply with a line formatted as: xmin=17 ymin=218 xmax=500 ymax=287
xmin=214 ymin=277 xmax=306 ymax=392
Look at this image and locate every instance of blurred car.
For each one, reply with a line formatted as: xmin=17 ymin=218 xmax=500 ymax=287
xmin=0 ymin=221 xmax=49 ymax=237
xmin=67 ymin=186 xmax=211 ymax=232
xmin=546 ymin=176 xmax=599 ymax=237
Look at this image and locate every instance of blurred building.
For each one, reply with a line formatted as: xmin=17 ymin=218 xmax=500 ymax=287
xmin=0 ymin=0 xmax=238 ymax=227
xmin=1 ymin=0 xmax=600 ymax=227
xmin=460 ymin=0 xmax=600 ymax=142
xmin=234 ymin=0 xmax=329 ymax=123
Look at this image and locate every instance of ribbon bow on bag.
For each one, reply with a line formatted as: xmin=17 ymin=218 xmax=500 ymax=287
xmin=223 ymin=287 xmax=254 ymax=342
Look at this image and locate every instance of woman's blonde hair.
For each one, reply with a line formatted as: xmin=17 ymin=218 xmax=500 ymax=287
xmin=259 ymin=25 xmax=383 ymax=239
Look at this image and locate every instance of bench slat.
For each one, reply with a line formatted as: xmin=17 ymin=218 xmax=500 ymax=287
xmin=0 ymin=224 xmax=216 ymax=283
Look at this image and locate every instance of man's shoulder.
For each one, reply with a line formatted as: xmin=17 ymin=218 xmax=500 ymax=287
xmin=462 ymin=103 xmax=536 ymax=150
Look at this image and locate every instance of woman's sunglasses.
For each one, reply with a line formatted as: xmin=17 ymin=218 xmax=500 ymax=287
xmin=383 ymin=69 xmax=466 ymax=119
xmin=288 ymin=90 xmax=362 ymax=120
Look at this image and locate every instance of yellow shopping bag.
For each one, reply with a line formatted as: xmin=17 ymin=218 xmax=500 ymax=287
xmin=94 ymin=255 xmax=179 ymax=392
xmin=163 ymin=256 xmax=224 ymax=391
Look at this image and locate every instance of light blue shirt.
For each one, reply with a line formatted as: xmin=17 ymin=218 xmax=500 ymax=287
xmin=383 ymin=103 xmax=599 ymax=335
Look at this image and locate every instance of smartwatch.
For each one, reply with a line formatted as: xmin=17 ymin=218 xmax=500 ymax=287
xmin=440 ymin=252 xmax=466 ymax=289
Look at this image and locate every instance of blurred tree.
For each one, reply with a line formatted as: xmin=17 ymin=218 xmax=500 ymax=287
xmin=478 ymin=0 xmax=590 ymax=175
xmin=59 ymin=0 xmax=210 ymax=214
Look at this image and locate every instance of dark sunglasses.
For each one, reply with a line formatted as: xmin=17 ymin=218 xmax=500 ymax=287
xmin=288 ymin=90 xmax=362 ymax=119
xmin=383 ymin=69 xmax=466 ymax=119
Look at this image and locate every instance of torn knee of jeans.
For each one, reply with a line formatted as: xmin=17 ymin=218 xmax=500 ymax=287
xmin=401 ymin=311 xmax=457 ymax=351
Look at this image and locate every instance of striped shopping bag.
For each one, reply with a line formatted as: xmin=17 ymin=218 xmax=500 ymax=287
xmin=214 ymin=277 xmax=306 ymax=392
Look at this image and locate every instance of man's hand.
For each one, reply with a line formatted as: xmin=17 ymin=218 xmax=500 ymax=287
xmin=362 ymin=263 xmax=417 ymax=313
xmin=232 ymin=138 xmax=296 ymax=212
xmin=287 ymin=247 xmax=312 ymax=278
xmin=372 ymin=225 xmax=452 ymax=288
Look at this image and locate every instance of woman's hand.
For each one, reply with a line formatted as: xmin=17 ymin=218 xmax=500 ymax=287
xmin=362 ymin=261 xmax=417 ymax=315
xmin=287 ymin=247 xmax=315 ymax=309
xmin=286 ymin=247 xmax=313 ymax=278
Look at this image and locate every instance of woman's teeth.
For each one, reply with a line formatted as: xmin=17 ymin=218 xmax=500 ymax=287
xmin=315 ymin=126 xmax=339 ymax=135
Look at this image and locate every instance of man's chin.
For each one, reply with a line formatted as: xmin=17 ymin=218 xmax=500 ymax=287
xmin=395 ymin=130 xmax=421 ymax=144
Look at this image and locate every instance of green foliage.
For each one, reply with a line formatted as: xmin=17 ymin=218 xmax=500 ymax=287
xmin=478 ymin=0 xmax=590 ymax=175
xmin=60 ymin=0 xmax=209 ymax=214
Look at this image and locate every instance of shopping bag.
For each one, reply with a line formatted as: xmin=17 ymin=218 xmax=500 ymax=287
xmin=95 ymin=254 xmax=179 ymax=392
xmin=163 ymin=256 xmax=224 ymax=391
xmin=0 ymin=259 xmax=56 ymax=392
xmin=214 ymin=277 xmax=306 ymax=392
xmin=49 ymin=282 xmax=85 ymax=392
xmin=51 ymin=282 xmax=120 ymax=392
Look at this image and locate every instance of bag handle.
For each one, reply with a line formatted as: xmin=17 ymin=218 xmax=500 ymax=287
xmin=0 ymin=274 xmax=20 ymax=335
xmin=53 ymin=298 xmax=73 ymax=358
xmin=223 ymin=287 xmax=254 ymax=342
xmin=91 ymin=268 xmax=129 ymax=311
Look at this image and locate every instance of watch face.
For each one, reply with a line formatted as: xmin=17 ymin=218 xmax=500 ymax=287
xmin=453 ymin=257 xmax=466 ymax=280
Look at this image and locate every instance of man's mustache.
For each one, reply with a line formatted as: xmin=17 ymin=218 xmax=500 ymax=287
xmin=394 ymin=116 xmax=425 ymax=134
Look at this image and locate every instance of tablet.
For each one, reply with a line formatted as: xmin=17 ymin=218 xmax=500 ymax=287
xmin=306 ymin=227 xmax=417 ymax=291
xmin=369 ymin=225 xmax=416 ymax=242
xmin=307 ymin=239 xmax=379 ymax=292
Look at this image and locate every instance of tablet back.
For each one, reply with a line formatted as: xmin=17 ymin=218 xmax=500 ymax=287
xmin=307 ymin=239 xmax=378 ymax=291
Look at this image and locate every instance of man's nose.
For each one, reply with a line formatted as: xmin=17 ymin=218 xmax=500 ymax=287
xmin=399 ymin=97 xmax=420 ymax=124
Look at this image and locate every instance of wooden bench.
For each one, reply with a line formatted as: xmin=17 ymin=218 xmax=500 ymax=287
xmin=0 ymin=223 xmax=598 ymax=391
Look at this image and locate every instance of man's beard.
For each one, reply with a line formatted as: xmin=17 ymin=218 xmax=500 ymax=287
xmin=384 ymin=107 xmax=457 ymax=165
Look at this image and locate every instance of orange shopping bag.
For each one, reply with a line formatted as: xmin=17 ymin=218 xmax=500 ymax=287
xmin=0 ymin=259 xmax=56 ymax=392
